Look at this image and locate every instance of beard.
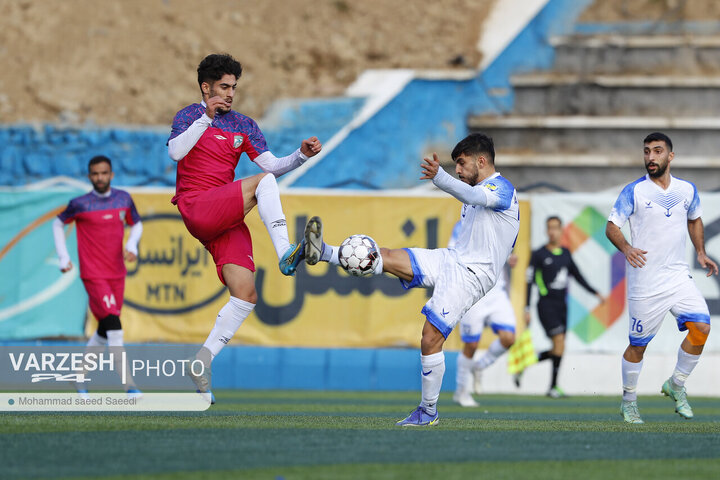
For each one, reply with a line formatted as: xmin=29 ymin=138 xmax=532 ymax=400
xmin=92 ymin=182 xmax=110 ymax=193
xmin=646 ymin=161 xmax=668 ymax=178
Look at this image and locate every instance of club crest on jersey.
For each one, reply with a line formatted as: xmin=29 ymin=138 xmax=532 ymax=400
xmin=233 ymin=135 xmax=243 ymax=148
xmin=683 ymin=199 xmax=689 ymax=210
xmin=484 ymin=183 xmax=498 ymax=191
xmin=119 ymin=211 xmax=126 ymax=221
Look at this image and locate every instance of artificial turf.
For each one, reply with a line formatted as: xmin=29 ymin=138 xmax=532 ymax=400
xmin=1 ymin=391 xmax=719 ymax=479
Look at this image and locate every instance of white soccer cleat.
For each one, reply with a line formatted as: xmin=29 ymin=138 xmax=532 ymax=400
xmin=621 ymin=400 xmax=644 ymax=424
xmin=453 ymin=391 xmax=479 ymax=408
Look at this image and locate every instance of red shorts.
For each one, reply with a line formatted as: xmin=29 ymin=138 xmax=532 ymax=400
xmin=176 ymin=180 xmax=255 ymax=284
xmin=82 ymin=278 xmax=125 ymax=320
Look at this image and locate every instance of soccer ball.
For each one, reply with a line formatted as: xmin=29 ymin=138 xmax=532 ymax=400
xmin=338 ymin=235 xmax=379 ymax=277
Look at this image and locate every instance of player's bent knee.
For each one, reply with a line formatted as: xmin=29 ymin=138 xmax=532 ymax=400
xmin=97 ymin=314 xmax=121 ymax=338
xmin=686 ymin=322 xmax=710 ymax=346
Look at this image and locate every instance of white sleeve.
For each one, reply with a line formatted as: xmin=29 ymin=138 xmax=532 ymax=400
xmin=432 ymin=167 xmax=489 ymax=206
xmin=52 ymin=218 xmax=71 ymax=270
xmin=253 ymin=149 xmax=309 ymax=177
xmin=168 ymin=114 xmax=213 ymax=161
xmin=124 ymin=221 xmax=143 ymax=255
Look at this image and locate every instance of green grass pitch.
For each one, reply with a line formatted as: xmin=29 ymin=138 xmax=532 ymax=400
xmin=2 ymin=391 xmax=719 ymax=479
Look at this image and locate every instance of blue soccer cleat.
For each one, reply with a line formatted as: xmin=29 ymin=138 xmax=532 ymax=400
xmin=126 ymin=388 xmax=143 ymax=400
xmin=196 ymin=389 xmax=216 ymax=405
xmin=279 ymin=241 xmax=305 ymax=276
xmin=396 ymin=406 xmax=439 ymax=427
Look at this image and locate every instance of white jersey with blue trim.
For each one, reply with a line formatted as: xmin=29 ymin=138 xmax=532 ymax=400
xmin=608 ymin=174 xmax=702 ymax=299
xmin=450 ymin=172 xmax=519 ymax=289
xmin=448 ymin=219 xmax=509 ymax=294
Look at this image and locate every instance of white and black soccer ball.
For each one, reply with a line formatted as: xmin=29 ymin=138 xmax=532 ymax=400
xmin=338 ymin=234 xmax=379 ymax=277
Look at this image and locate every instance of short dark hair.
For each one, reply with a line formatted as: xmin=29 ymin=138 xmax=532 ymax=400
xmin=451 ymin=133 xmax=495 ymax=165
xmin=88 ymin=155 xmax=112 ymax=171
xmin=546 ymin=215 xmax=562 ymax=226
xmin=197 ymin=53 xmax=243 ymax=89
xmin=643 ymin=132 xmax=673 ymax=152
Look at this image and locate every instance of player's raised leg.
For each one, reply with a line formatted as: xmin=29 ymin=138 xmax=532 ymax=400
xmin=241 ymin=173 xmax=303 ymax=275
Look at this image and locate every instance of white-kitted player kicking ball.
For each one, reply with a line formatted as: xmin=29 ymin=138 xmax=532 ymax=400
xmin=302 ymin=133 xmax=520 ymax=426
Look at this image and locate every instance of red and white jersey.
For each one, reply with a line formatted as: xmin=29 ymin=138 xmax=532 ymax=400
xmin=57 ymin=189 xmax=141 ymax=279
xmin=169 ymin=104 xmax=268 ymax=204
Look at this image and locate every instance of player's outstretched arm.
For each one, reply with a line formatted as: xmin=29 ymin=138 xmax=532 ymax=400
xmin=606 ymin=221 xmax=646 ymax=268
xmin=422 ymin=153 xmax=491 ymax=207
xmin=52 ymin=217 xmax=72 ymax=273
xmin=688 ymin=217 xmax=719 ymax=276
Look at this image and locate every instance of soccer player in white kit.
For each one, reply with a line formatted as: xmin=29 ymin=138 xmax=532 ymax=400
xmin=305 ymin=133 xmax=520 ymax=426
xmin=450 ymin=219 xmax=518 ymax=407
xmin=606 ymin=132 xmax=718 ymax=424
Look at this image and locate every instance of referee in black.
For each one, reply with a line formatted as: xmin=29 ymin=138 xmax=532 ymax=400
xmin=522 ymin=215 xmax=603 ymax=397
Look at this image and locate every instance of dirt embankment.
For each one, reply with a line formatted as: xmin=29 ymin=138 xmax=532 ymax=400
xmin=0 ymin=0 xmax=492 ymax=126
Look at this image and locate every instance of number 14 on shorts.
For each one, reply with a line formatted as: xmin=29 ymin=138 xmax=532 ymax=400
xmin=631 ymin=317 xmax=643 ymax=333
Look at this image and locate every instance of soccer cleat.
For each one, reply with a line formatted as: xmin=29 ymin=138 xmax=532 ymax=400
xmin=126 ymin=388 xmax=143 ymax=400
xmin=187 ymin=357 xmax=214 ymax=404
xmin=453 ymin=391 xmax=479 ymax=408
xmin=661 ymin=378 xmax=694 ymax=419
xmin=279 ymin=241 xmax=305 ymax=276
xmin=196 ymin=389 xmax=216 ymax=405
xmin=396 ymin=406 xmax=439 ymax=426
xmin=546 ymin=386 xmax=567 ymax=399
xmin=76 ymin=385 xmax=90 ymax=401
xmin=304 ymin=216 xmax=324 ymax=266
xmin=620 ymin=400 xmax=644 ymax=424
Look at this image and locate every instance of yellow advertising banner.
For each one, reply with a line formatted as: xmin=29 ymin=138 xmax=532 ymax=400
xmin=88 ymin=191 xmax=530 ymax=350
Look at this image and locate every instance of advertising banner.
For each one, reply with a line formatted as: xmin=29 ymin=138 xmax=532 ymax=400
xmin=529 ymin=192 xmax=720 ymax=354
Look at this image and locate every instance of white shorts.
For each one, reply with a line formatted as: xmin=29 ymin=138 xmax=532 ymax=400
xmin=628 ymin=276 xmax=710 ymax=347
xmin=459 ymin=286 xmax=517 ymax=343
xmin=401 ymin=248 xmax=493 ymax=338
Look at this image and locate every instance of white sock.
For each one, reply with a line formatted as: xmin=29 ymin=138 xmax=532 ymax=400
xmin=420 ymin=351 xmax=445 ymax=415
xmin=321 ymin=244 xmax=339 ymax=264
xmin=622 ymin=357 xmax=643 ymax=402
xmin=106 ymin=329 xmax=124 ymax=347
xmin=456 ymin=353 xmax=474 ymax=395
xmin=256 ymin=174 xmax=291 ymax=259
xmin=106 ymin=330 xmax=137 ymax=389
xmin=87 ymin=332 xmax=108 ymax=347
xmin=203 ymin=296 xmax=255 ymax=359
xmin=671 ymin=347 xmax=700 ymax=388
xmin=474 ymin=339 xmax=508 ymax=370
xmin=373 ymin=251 xmax=384 ymax=275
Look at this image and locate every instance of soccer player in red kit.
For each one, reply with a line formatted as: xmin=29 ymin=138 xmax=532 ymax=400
xmin=53 ymin=155 xmax=143 ymax=398
xmin=168 ymin=53 xmax=323 ymax=400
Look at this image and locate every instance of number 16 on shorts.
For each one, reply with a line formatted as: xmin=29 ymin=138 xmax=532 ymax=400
xmin=631 ymin=317 xmax=643 ymax=333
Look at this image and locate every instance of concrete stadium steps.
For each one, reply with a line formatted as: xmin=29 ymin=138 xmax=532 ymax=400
xmin=550 ymin=35 xmax=720 ymax=74
xmin=510 ymin=73 xmax=720 ymax=116
xmin=468 ymin=115 xmax=720 ymax=157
